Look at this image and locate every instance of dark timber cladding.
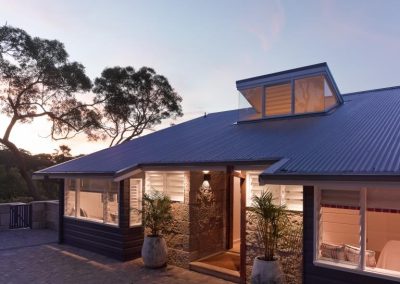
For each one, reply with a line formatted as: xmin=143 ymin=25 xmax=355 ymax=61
xmin=303 ymin=187 xmax=398 ymax=284
xmin=61 ymin=179 xmax=144 ymax=261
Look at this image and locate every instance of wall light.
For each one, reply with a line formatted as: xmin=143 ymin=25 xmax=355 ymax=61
xmin=202 ymin=170 xmax=211 ymax=181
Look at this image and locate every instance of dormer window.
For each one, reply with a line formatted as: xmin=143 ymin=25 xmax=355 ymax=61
xmin=236 ymin=63 xmax=342 ymax=122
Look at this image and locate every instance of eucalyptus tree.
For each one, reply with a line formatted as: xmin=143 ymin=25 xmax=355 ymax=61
xmin=0 ymin=25 xmax=99 ymax=199
xmin=93 ymin=66 xmax=183 ymax=147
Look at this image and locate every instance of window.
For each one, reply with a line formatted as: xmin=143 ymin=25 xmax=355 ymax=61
xmin=265 ymin=83 xmax=292 ymax=116
xmin=130 ymin=179 xmax=142 ymax=227
xmin=295 ymin=75 xmax=337 ymax=114
xmin=145 ymin=171 xmax=187 ymax=202
xmin=238 ymin=74 xmax=338 ymax=122
xmin=246 ymin=171 xmax=303 ymax=211
xmin=65 ymin=179 xmax=76 ymax=217
xmin=238 ymin=86 xmax=263 ymax=121
xmin=315 ymin=188 xmax=400 ymax=280
xmin=64 ymin=178 xmax=119 ymax=226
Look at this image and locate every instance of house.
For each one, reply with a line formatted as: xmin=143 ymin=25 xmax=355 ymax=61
xmin=33 ymin=63 xmax=400 ymax=284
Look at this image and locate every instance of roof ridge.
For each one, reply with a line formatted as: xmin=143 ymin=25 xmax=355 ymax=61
xmin=342 ymin=85 xmax=400 ymax=96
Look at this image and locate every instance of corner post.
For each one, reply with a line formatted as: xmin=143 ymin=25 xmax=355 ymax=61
xmin=119 ymin=179 xmax=129 ymax=228
xmin=58 ymin=179 xmax=64 ymax=244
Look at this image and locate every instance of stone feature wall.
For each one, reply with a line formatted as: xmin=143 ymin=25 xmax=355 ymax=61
xmin=246 ymin=211 xmax=303 ymax=284
xmin=166 ymin=171 xmax=227 ymax=268
xmin=189 ymin=171 xmax=226 ymax=261
xmin=165 ymin=172 xmax=191 ymax=268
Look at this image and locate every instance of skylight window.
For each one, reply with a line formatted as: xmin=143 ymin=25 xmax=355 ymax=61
xmin=236 ymin=63 xmax=342 ymax=122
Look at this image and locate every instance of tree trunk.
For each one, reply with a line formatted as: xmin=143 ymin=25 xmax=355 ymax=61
xmin=0 ymin=139 xmax=40 ymax=200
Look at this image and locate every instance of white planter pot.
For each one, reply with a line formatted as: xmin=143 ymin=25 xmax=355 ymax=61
xmin=141 ymin=236 xmax=168 ymax=268
xmin=251 ymin=256 xmax=283 ymax=284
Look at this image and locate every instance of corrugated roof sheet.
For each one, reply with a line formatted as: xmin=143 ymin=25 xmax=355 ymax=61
xmin=35 ymin=86 xmax=400 ymax=178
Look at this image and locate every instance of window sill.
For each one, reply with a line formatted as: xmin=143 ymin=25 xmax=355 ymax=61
xmin=64 ymin=216 xmax=118 ymax=228
xmin=314 ymin=259 xmax=400 ymax=282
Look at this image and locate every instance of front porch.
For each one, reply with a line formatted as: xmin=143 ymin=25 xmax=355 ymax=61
xmin=59 ymin=166 xmax=304 ymax=283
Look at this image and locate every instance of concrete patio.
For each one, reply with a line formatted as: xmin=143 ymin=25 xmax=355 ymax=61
xmin=0 ymin=229 xmax=231 ymax=284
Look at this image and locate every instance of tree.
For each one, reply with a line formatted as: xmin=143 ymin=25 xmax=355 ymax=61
xmin=93 ymin=66 xmax=183 ymax=146
xmin=0 ymin=25 xmax=99 ymax=200
xmin=52 ymin=145 xmax=73 ymax=163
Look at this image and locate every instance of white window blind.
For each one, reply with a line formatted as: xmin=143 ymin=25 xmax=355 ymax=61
xmin=130 ymin=179 xmax=142 ymax=226
xmin=246 ymin=172 xmax=282 ymax=207
xmin=145 ymin=171 xmax=186 ymax=202
xmin=283 ymin=185 xmax=303 ymax=211
xmin=246 ymin=172 xmax=303 ymax=211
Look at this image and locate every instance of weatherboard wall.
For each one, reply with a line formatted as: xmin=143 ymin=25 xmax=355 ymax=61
xmin=61 ymin=178 xmax=144 ymax=261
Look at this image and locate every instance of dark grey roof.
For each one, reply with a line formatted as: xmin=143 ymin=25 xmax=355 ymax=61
xmin=34 ymin=85 xmax=400 ymax=181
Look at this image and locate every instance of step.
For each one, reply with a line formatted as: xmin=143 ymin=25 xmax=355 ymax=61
xmin=189 ymin=260 xmax=240 ymax=283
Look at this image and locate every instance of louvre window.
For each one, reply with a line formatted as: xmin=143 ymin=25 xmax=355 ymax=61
xmin=145 ymin=171 xmax=187 ymax=202
xmin=265 ymin=83 xmax=292 ymax=116
xmin=130 ymin=179 xmax=142 ymax=226
xmin=246 ymin=172 xmax=303 ymax=211
xmin=315 ymin=188 xmax=400 ymax=280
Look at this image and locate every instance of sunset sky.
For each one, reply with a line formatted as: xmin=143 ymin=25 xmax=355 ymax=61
xmin=1 ymin=0 xmax=400 ymax=155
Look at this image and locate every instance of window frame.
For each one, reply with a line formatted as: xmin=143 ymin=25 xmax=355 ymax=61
xmin=63 ymin=178 xmax=119 ymax=227
xmin=238 ymin=73 xmax=340 ymax=122
xmin=145 ymin=171 xmax=187 ymax=203
xmin=129 ymin=178 xmax=143 ymax=227
xmin=313 ymin=186 xmax=400 ymax=282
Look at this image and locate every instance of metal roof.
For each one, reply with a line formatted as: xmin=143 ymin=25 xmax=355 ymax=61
xmin=34 ymin=85 xmax=400 ymax=181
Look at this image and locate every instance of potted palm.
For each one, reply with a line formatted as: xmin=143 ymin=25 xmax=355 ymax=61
xmin=139 ymin=191 xmax=173 ymax=268
xmin=247 ymin=191 xmax=288 ymax=284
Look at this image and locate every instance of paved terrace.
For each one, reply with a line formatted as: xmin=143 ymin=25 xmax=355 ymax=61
xmin=0 ymin=229 xmax=231 ymax=284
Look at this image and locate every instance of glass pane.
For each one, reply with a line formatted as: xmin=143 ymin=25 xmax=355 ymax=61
xmin=324 ymin=80 xmax=337 ymax=110
xmin=246 ymin=172 xmax=282 ymax=206
xmin=295 ymin=76 xmax=324 ymax=114
xmin=283 ymin=185 xmax=303 ymax=211
xmin=79 ymin=179 xmax=106 ymax=223
xmin=104 ymin=182 xmax=119 ymax=225
xmin=238 ymin=87 xmax=263 ymax=121
xmin=366 ymin=189 xmax=400 ymax=275
xmin=130 ymin=179 xmax=142 ymax=226
xmin=64 ymin=179 xmax=76 ymax=217
xmin=166 ymin=173 xmax=185 ymax=202
xmin=318 ymin=189 xmax=360 ymax=266
xmin=265 ymin=83 xmax=292 ymax=116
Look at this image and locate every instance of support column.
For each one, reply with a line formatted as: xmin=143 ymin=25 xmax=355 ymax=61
xmin=58 ymin=178 xmax=64 ymax=244
xmin=118 ymin=179 xmax=130 ymax=228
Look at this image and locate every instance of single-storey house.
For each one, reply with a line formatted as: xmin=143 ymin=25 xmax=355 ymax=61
xmin=34 ymin=63 xmax=400 ymax=284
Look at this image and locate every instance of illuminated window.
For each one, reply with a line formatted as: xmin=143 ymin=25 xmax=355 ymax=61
xmin=315 ymin=188 xmax=400 ymax=280
xmin=130 ymin=179 xmax=142 ymax=227
xmin=265 ymin=83 xmax=292 ymax=116
xmin=64 ymin=178 xmax=119 ymax=226
xmin=246 ymin=171 xmax=303 ymax=211
xmin=145 ymin=171 xmax=187 ymax=202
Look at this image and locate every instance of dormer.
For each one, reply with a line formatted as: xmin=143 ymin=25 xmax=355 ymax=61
xmin=236 ymin=63 xmax=343 ymax=122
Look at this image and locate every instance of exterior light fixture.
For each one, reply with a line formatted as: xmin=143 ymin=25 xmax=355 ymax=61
xmin=202 ymin=170 xmax=211 ymax=181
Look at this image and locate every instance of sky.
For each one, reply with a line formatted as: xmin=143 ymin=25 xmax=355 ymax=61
xmin=1 ymin=0 xmax=400 ymax=155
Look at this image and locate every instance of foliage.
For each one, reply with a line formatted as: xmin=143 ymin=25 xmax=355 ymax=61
xmin=139 ymin=191 xmax=173 ymax=237
xmin=93 ymin=66 xmax=183 ymax=146
xmin=0 ymin=146 xmax=81 ymax=202
xmin=247 ymin=191 xmax=289 ymax=261
xmin=0 ymin=25 xmax=99 ymax=200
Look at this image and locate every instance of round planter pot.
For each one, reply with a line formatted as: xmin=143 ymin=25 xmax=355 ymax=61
xmin=141 ymin=235 xmax=168 ymax=268
xmin=251 ymin=256 xmax=283 ymax=284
